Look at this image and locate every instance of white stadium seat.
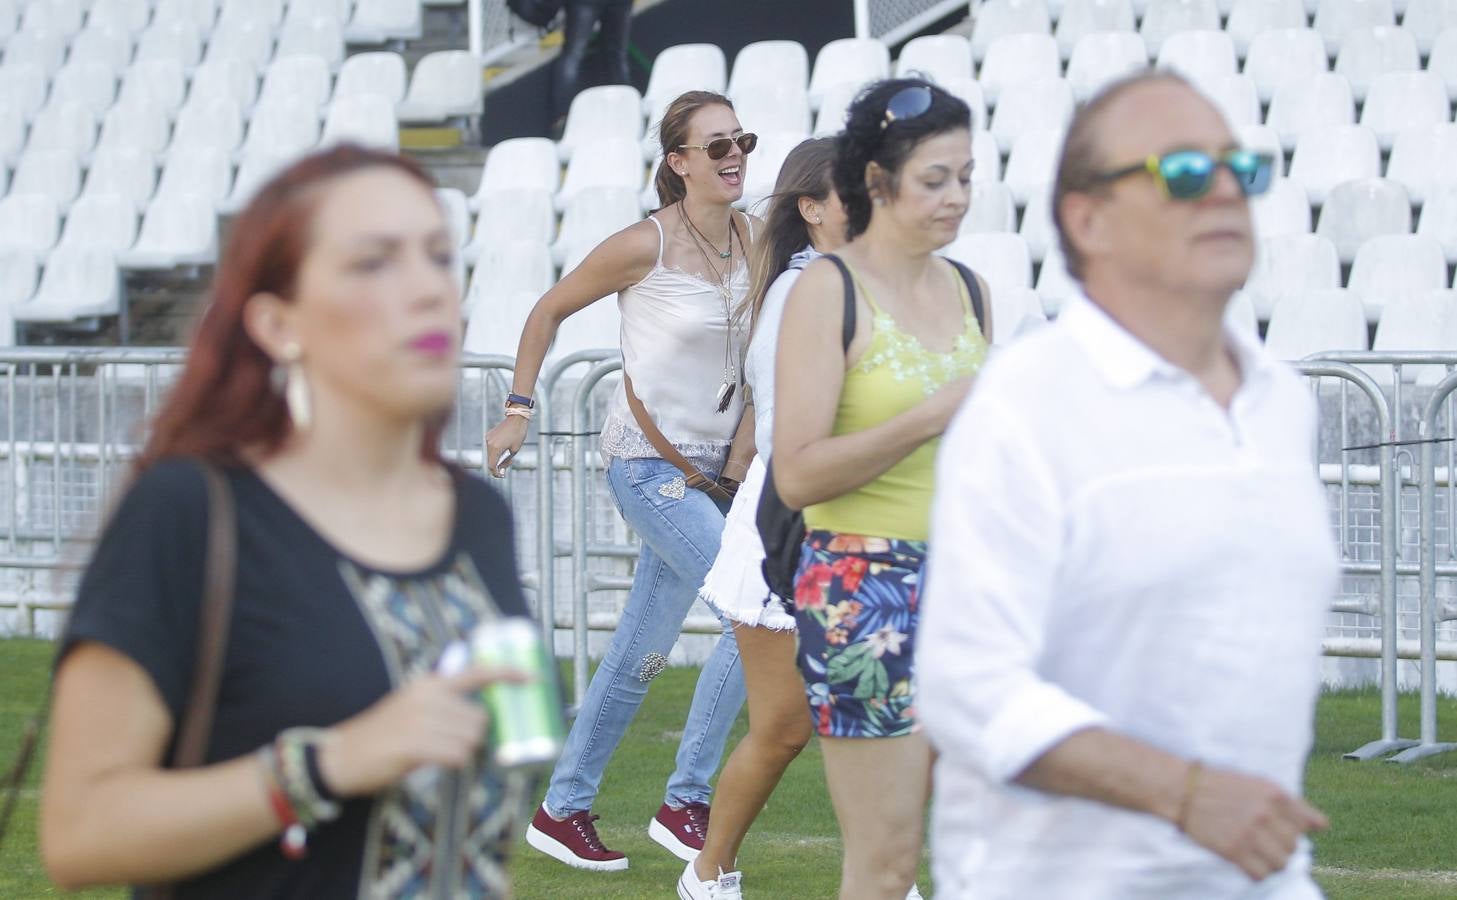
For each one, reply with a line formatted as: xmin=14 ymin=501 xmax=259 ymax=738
xmin=732 ymin=82 xmax=812 ymax=140
xmin=1334 ymin=26 xmax=1420 ymax=103
xmin=205 ymin=17 xmax=275 ymax=72
xmin=549 ymin=184 xmax=642 ymax=265
xmin=154 ymin=147 xmax=234 ymax=208
xmin=1019 ymin=187 xmax=1058 ymax=261
xmin=398 ymin=50 xmax=484 ymax=123
xmin=1315 ymin=0 xmax=1398 ymax=56
xmin=643 ymin=44 xmax=727 ymax=116
xmin=471 ymin=138 xmax=560 ymax=208
xmin=961 ymin=181 xmax=1017 ymax=235
xmin=1066 ymin=32 xmax=1148 ymax=102
xmin=813 ymin=82 xmax=861 ymax=137
xmin=1155 ymin=30 xmax=1237 ymax=95
xmin=222 ymin=150 xmax=298 ymax=214
xmin=466 ymin=187 xmax=558 ymax=264
xmin=0 ymin=102 xmax=24 ymax=166
xmin=119 ymin=192 xmax=218 ymax=268
xmin=1360 ymin=71 xmax=1449 ymax=151
xmin=1405 ymin=0 xmax=1457 ymax=54
xmin=558 ymin=84 xmax=643 ymax=162
xmin=321 ymin=93 xmax=399 ymax=151
xmin=1268 ymin=75 xmax=1357 ymax=152
xmin=1200 ymin=75 xmax=1261 ymax=129
xmin=0 ymin=193 xmax=60 ymax=255
xmin=27 ymin=102 xmax=98 ymax=159
xmin=556 ymin=138 xmax=644 ymax=210
xmin=95 ymin=97 xmax=170 ymax=159
xmin=57 ymin=193 xmax=137 ymax=253
xmin=991 ymin=78 xmax=1074 ymax=154
xmin=737 ymin=130 xmax=803 ymax=213
xmin=1417 ymin=184 xmax=1457 ymax=261
xmin=464 ymin=239 xmax=555 ymax=320
xmin=971 ymin=0 xmax=1053 ymax=63
xmin=1251 ymin=179 xmax=1313 ymax=240
xmin=1055 ymin=0 xmax=1137 ymax=61
xmin=0 ymin=0 xmax=13 ymax=45
xmin=1140 ymin=0 xmax=1220 ymax=56
xmin=728 ymin=41 xmax=809 ymax=98
xmin=189 ymin=59 xmax=260 ymax=112
xmin=550 ymin=247 xmax=623 ymax=359
xmin=1225 ymin=0 xmax=1308 ymax=59
xmin=808 ymin=38 xmax=889 ymax=110
xmin=15 ymin=247 xmax=122 ymax=323
xmin=1242 ymin=234 xmax=1341 ymax=318
xmin=345 ymin=0 xmax=424 ymax=43
xmin=938 ymin=77 xmax=988 ymax=132
xmin=241 ymin=96 xmax=321 ymax=159
xmin=1315 ymin=177 xmax=1412 ymax=263
xmin=4 ymin=28 xmax=68 ymax=75
xmin=1372 ymin=290 xmax=1457 ymax=381
xmin=1226 ymin=290 xmax=1259 ymax=338
xmin=1035 ymin=245 xmax=1081 ymax=315
xmin=119 ymin=60 xmax=189 ymax=121
xmin=21 ymin=0 xmax=83 ymax=36
xmin=1245 ymin=30 xmax=1329 ymax=106
xmin=50 ymin=63 xmax=120 ymax=119
xmin=1003 ymin=128 xmax=1063 ymax=204
xmin=0 ymin=246 xmax=39 ymax=310
xmin=259 ymin=56 xmax=334 ymax=118
xmin=89 ymin=0 xmax=153 ymax=36
xmin=0 ymin=63 xmax=49 ymax=121
xmin=153 ymin=0 xmax=218 ymax=29
xmin=941 ymin=233 xmax=1034 ymax=295
xmin=288 ymin=0 xmax=352 ymax=24
xmin=10 ymin=148 xmax=82 ymax=210
xmin=171 ymin=96 xmax=245 ymax=157
xmin=1346 ymin=233 xmax=1447 ymax=322
xmin=895 ymin=34 xmax=972 ymax=83
xmin=276 ymin=16 xmax=346 ymax=71
xmin=83 ymin=145 xmax=157 ymax=213
xmin=465 ymin=289 xmax=542 ymax=356
xmin=979 ymin=33 xmax=1061 ymax=107
xmin=337 ymin=52 xmax=408 ymax=106
xmin=1264 ymin=288 xmax=1370 ymax=358
xmin=67 ymin=25 xmax=135 ymax=74
xmin=988 ymin=286 xmax=1049 ymax=343
xmin=135 ymin=20 xmax=204 ymax=71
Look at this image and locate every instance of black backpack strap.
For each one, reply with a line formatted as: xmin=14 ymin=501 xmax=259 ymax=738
xmin=946 ymin=259 xmax=986 ymax=333
xmin=823 ymin=254 xmax=857 ymax=353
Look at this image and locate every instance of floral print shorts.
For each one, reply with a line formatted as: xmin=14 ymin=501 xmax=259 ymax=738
xmin=792 ymin=530 xmax=926 ymax=738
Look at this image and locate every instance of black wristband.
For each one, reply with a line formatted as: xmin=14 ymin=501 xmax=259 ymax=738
xmin=302 ymin=740 xmax=339 ymax=803
xmin=505 ymin=392 xmax=535 ymax=409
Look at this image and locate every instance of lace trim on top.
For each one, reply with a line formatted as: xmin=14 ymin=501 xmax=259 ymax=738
xmin=599 ymin=414 xmax=730 ymax=473
xmin=852 ymin=313 xmax=989 ymax=396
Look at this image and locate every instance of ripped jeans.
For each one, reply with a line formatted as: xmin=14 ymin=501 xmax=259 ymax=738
xmin=542 ymin=456 xmax=747 ymax=815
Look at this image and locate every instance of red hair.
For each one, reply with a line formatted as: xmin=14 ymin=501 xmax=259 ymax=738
xmin=136 ymin=145 xmax=444 ymax=474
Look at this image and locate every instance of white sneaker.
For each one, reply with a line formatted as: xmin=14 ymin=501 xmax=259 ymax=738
xmin=906 ymin=886 xmax=924 ymax=899
xmin=676 ymin=859 xmax=743 ymax=900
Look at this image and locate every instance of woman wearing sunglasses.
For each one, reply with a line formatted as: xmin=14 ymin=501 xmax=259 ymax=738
xmin=771 ymin=79 xmax=991 ymax=900
xmin=678 ymin=137 xmax=850 ymax=900
xmin=486 ymin=90 xmax=763 ymax=872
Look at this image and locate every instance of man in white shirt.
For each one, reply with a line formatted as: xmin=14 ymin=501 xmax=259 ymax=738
xmin=918 ymin=72 xmax=1339 ymax=899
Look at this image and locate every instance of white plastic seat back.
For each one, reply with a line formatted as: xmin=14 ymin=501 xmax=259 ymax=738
xmin=643 ymin=44 xmax=727 ymax=115
xmin=222 ymin=151 xmax=297 ymax=214
xmin=189 ymin=59 xmax=259 ymax=111
xmin=345 ymin=0 xmax=425 ymax=43
xmin=1388 ymin=124 xmax=1457 ymax=206
xmin=938 ymin=77 xmax=988 ymax=133
xmin=1034 ymin=245 xmax=1081 ymax=315
xmin=1226 ymin=290 xmax=1259 ymax=339
xmin=464 ymin=239 xmax=555 ymax=320
xmin=1371 ymin=289 xmax=1457 ymax=382
xmin=1406 ymin=0 xmax=1457 ymax=54
xmin=941 ymin=233 xmax=1034 ymax=296
xmin=3 ymin=28 xmax=67 ymax=75
xmin=1242 ymin=234 xmax=1341 ymax=318
xmin=1066 ymin=32 xmax=1148 ymax=102
xmin=336 ymin=52 xmax=407 ymax=105
xmin=0 ymin=63 xmax=48 ymax=120
xmin=551 ymin=248 xmax=624 ymax=360
xmin=1019 ymin=187 xmax=1058 ymax=261
xmin=89 ymin=0 xmax=153 ymax=35
xmin=557 ymin=139 xmax=645 ymax=210
xmin=989 ymin=286 xmax=1049 ymax=344
xmin=11 ymin=149 xmax=81 ymax=210
xmin=808 ymin=38 xmax=889 ymax=110
xmin=737 ymin=131 xmax=803 ymax=214
xmin=464 ymin=289 xmax=541 ymax=356
xmin=896 ymin=34 xmax=972 ymax=83
xmin=728 ymin=41 xmax=809 ymax=98
xmin=0 ymin=246 xmax=39 ymax=309
xmin=991 ymin=78 xmax=1074 ymax=154
xmin=321 ymin=93 xmax=399 ymax=151
xmin=1288 ymin=125 xmax=1380 ymax=205
xmin=18 ymin=246 xmax=121 ymax=322
xmin=0 ymin=193 xmax=60 ymax=255
xmin=22 ymin=0 xmax=84 ymax=36
xmin=1316 ymin=177 xmax=1412 ymax=265
xmin=1004 ymin=128 xmax=1063 ymax=204
xmin=1140 ymin=0 xmax=1221 ymax=56
xmin=155 ymin=147 xmax=234 ymax=208
xmin=731 ymin=82 xmax=813 ymax=140
xmin=120 ymin=192 xmax=218 ymax=268
xmin=96 ymin=97 xmax=171 ymax=158
xmin=276 ymin=16 xmax=345 ymax=71
xmin=1347 ymin=233 xmax=1447 ymax=322
xmin=1360 ymin=72 xmax=1450 ymax=151
xmin=962 ymin=181 xmax=1017 ymax=235
xmin=135 ymin=20 xmax=204 ymax=70
xmin=204 ymin=18 xmax=275 ymax=72
xmin=172 ymin=96 xmax=245 ymax=156
xmin=1199 ymin=75 xmax=1260 ymax=129
xmin=398 ymin=50 xmax=484 ymax=123
xmin=814 ymin=82 xmax=861 ymax=137
xmin=27 ymin=101 xmax=98 ymax=157
xmin=0 ymin=101 xmax=24 ymax=166
xmin=1056 ymin=0 xmax=1137 ymax=60
xmin=467 ymin=187 xmax=559 ymax=263
xmin=1264 ymin=288 xmax=1370 ymax=357
xmin=1417 ymin=183 xmax=1457 ymax=261
xmin=259 ymin=55 xmax=334 ymax=117
xmin=558 ymin=84 xmax=643 ymax=161
xmin=473 ymin=138 xmax=560 ymax=206
xmin=1314 ymin=0 xmax=1397 ymax=56
xmin=1267 ymin=74 xmax=1356 ymax=152
xmin=1245 ymin=29 xmax=1328 ymax=105
xmin=980 ymin=33 xmax=1061 ymax=108
xmin=242 ymin=97 xmax=322 ymax=159
xmin=1251 ymin=179 xmax=1313 ymax=240
xmin=67 ymin=26 xmax=133 ymax=75
xmin=1335 ymin=26 xmax=1421 ymax=102
xmin=971 ymin=0 xmax=1054 ymax=62
xmin=1155 ymin=30 xmax=1237 ymax=95
xmin=971 ymin=129 xmax=1003 ymax=184
xmin=435 ymin=187 xmax=470 ymax=250
xmin=1226 ymin=0 xmax=1308 ymax=59
xmin=58 ymin=193 xmax=137 ymax=252
xmin=83 ymin=146 xmax=156 ymax=213
xmin=119 ymin=59 xmax=188 ymax=120
xmin=153 ymin=0 xmax=219 ymax=29
xmin=49 ymin=63 xmax=118 ymax=119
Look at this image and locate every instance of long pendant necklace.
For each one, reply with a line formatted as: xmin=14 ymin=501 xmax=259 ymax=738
xmin=679 ymin=201 xmax=741 ymax=413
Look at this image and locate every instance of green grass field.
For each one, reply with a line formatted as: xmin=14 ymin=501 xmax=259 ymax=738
xmin=3 ymin=638 xmax=1457 ymax=899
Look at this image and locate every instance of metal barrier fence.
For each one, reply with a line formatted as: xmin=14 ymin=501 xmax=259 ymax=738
xmin=466 ymin=0 xmax=542 ymax=66
xmin=1 ymin=348 xmax=1455 ymax=762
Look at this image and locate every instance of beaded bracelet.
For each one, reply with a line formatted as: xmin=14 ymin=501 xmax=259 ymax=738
xmin=503 ymin=405 xmax=535 ymax=421
xmin=275 ymin=728 xmax=342 ymax=830
xmin=256 ymin=745 xmax=309 ymax=860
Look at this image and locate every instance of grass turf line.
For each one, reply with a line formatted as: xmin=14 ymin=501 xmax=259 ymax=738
xmin=3 ymin=638 xmax=1456 ymax=898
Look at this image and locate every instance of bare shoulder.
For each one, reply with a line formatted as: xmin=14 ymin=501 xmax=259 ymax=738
xmin=601 ymin=217 xmax=662 ymax=265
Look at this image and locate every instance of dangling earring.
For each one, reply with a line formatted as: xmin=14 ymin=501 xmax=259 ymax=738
xmin=280 ymin=343 xmax=311 ymax=432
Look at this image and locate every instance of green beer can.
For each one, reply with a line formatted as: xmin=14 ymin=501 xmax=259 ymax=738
xmin=472 ymin=617 xmax=565 ymax=770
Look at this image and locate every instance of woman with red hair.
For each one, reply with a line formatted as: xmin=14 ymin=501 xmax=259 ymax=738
xmin=39 ymin=145 xmax=535 ymax=899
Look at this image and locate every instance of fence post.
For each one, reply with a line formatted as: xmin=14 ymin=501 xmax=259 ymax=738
xmin=569 ymin=358 xmax=623 ymax=710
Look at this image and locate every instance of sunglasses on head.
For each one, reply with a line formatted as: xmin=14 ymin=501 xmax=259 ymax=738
xmin=1094 ymin=149 xmax=1275 ymax=201
xmin=882 ymin=84 xmax=933 ymax=130
xmin=679 ymin=132 xmax=758 ymax=160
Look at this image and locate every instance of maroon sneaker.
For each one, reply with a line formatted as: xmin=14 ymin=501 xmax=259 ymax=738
xmin=648 ymin=802 xmax=709 ymax=861
xmin=525 ymin=805 xmax=629 ymax=871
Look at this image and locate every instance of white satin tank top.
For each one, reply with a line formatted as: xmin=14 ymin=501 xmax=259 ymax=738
xmin=599 ymin=213 xmax=754 ymax=472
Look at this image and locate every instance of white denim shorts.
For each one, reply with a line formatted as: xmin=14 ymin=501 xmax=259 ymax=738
xmin=698 ymin=456 xmax=796 ymax=632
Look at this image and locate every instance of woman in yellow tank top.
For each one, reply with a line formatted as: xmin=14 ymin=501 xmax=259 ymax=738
xmin=772 ymin=79 xmax=992 ymax=900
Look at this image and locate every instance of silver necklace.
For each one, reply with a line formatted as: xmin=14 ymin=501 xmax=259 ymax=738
xmin=679 ymin=202 xmax=741 ymax=412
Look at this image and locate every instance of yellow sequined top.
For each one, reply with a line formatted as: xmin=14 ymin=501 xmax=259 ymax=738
xmin=803 ymin=262 xmax=989 ymax=542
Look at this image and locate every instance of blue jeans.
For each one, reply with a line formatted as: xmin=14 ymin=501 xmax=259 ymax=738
xmin=543 ymin=456 xmax=747 ymax=815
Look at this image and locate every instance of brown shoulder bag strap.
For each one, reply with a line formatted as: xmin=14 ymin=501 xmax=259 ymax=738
xmin=621 ymin=372 xmax=732 ymax=500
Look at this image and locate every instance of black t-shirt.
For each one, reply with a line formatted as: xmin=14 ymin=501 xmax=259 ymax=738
xmin=60 ymin=460 xmax=535 ymax=900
